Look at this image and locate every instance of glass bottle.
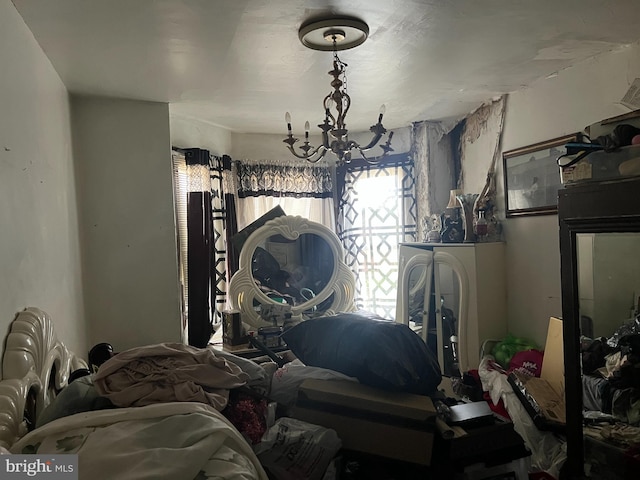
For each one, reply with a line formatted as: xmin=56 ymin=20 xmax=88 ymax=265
xmin=476 ymin=209 xmax=488 ymax=238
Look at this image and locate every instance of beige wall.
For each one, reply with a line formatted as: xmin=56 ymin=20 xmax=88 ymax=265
xmin=71 ymin=96 xmax=181 ymax=351
xmin=471 ymin=42 xmax=640 ymax=346
xmin=169 ymin=113 xmax=232 ymax=156
xmin=0 ymin=0 xmax=85 ymax=360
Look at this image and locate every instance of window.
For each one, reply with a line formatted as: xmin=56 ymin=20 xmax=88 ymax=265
xmin=337 ymin=155 xmax=417 ymax=318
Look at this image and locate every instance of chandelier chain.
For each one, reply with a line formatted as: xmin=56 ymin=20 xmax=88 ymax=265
xmin=332 ymin=39 xmax=348 ymax=97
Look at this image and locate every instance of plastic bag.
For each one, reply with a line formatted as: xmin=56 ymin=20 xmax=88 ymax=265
xmin=508 ymin=349 xmax=544 ymax=377
xmin=491 ymin=333 xmax=539 ymax=368
xmin=606 ymin=314 xmax=640 ymax=348
xmin=255 ymin=417 xmax=341 ymax=480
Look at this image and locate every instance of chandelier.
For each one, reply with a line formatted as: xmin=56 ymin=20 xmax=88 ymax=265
xmin=283 ymin=17 xmax=394 ymax=165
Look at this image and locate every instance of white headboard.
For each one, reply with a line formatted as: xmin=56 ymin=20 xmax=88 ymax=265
xmin=0 ymin=307 xmax=86 ymax=450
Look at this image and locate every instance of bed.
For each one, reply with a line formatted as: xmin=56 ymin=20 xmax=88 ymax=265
xmin=0 ymin=307 xmax=269 ymax=479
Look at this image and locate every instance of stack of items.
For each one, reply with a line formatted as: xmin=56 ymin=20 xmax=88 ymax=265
xmin=432 ymin=400 xmax=531 ymax=479
xmin=292 ymin=378 xmax=438 ymax=466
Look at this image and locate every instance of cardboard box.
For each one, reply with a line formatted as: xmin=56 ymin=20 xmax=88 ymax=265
xmin=541 ymin=316 xmax=564 ymax=397
xmin=231 ymin=205 xmax=285 ymax=253
xmin=292 ymin=379 xmax=437 ymax=465
xmin=508 ymin=317 xmax=566 ymax=431
xmin=560 ymin=158 xmax=593 ymax=184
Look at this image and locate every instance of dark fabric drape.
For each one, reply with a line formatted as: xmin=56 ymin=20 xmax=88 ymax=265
xmin=184 ymin=148 xmax=214 ymax=347
xmin=222 ymin=155 xmax=240 ymax=277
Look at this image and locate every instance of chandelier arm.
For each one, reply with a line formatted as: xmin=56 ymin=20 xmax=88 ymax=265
xmin=357 ymin=146 xmax=383 ymax=164
xmin=305 ymin=147 xmax=329 ymax=163
xmin=320 ymin=129 xmax=331 ymax=150
xmin=323 ymin=96 xmax=337 ymax=128
xmin=338 ymin=93 xmax=351 ymax=131
xmin=284 ymin=143 xmax=327 ymax=161
xmin=360 ymin=133 xmax=385 ymax=151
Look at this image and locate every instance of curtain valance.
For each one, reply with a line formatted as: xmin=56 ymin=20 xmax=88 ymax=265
xmin=236 ymin=161 xmax=332 ymax=198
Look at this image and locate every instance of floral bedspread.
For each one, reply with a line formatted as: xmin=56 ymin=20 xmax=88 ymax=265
xmin=10 ymin=402 xmax=268 ymax=480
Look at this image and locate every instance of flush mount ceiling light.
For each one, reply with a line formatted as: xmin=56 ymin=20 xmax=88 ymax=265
xmin=298 ymin=17 xmax=369 ymax=51
xmin=283 ymin=16 xmax=393 ymax=165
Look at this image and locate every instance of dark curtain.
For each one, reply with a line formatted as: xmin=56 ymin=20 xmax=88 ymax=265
xmin=223 ymin=155 xmax=240 ymax=278
xmin=174 ymin=149 xmax=234 ymax=347
xmin=184 ymin=148 xmax=213 ymax=347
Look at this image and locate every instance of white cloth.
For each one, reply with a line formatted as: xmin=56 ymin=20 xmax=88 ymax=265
xmin=236 ymin=196 xmax=334 ymax=231
xmin=93 ymin=343 xmax=249 ymax=410
xmin=10 ymin=402 xmax=268 ymax=480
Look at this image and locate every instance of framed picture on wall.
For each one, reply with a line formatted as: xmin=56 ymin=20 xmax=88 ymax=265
xmin=503 ymin=133 xmax=578 ymax=217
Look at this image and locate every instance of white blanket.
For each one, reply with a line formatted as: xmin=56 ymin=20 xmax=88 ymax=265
xmin=93 ymin=343 xmax=249 ymax=410
xmin=10 ymin=402 xmax=268 ymax=480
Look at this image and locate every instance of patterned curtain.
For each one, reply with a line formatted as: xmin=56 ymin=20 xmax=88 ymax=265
xmin=172 ymin=148 xmax=232 ymax=347
xmin=236 ymin=162 xmax=332 ymax=199
xmin=210 ymin=155 xmax=232 ymax=328
xmin=233 ymin=160 xmax=335 ymax=230
xmin=336 ymin=154 xmax=417 ymax=319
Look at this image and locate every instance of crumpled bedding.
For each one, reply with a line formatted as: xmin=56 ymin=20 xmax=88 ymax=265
xmin=36 ymin=375 xmax=114 ymax=428
xmin=11 ymin=402 xmax=269 ymax=480
xmin=93 ymin=343 xmax=249 ymax=410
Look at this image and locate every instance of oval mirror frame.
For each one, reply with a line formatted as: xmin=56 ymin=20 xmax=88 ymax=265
xmin=228 ymin=216 xmax=356 ymax=328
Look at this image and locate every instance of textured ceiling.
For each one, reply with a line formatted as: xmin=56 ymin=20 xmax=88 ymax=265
xmin=12 ymin=0 xmax=640 ymax=134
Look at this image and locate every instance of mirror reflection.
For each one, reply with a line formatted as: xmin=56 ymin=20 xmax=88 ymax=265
xmin=251 ymin=233 xmax=334 ymax=306
xmin=577 ymin=233 xmax=640 ymax=338
xmin=576 ymin=232 xmax=640 ymax=473
xmin=229 ymin=215 xmax=356 ymax=328
xmin=404 ymin=261 xmax=460 ymax=377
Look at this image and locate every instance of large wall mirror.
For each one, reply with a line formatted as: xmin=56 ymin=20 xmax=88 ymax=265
xmin=577 ymin=233 xmax=640 ymax=338
xmin=228 ymin=216 xmax=356 ymax=328
xmin=558 ymin=178 xmax=640 ymax=479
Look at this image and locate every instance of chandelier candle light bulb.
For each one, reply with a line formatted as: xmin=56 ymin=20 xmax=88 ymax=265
xmin=285 ymin=112 xmax=292 ymax=134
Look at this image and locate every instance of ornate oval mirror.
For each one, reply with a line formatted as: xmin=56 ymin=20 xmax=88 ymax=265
xmin=228 ymin=216 xmax=356 ymax=328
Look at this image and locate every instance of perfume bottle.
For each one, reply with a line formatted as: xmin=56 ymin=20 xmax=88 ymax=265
xmin=476 ymin=209 xmax=488 ymax=238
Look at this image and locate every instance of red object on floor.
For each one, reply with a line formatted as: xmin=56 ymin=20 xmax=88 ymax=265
xmin=482 ymin=391 xmax=510 ymax=420
xmin=467 ymin=368 xmax=511 ymax=420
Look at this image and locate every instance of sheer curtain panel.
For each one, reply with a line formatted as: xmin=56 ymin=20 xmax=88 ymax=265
xmin=233 ymin=160 xmax=335 ymax=230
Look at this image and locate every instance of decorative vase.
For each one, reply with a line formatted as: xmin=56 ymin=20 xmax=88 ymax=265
xmin=456 ymin=193 xmax=479 ymax=243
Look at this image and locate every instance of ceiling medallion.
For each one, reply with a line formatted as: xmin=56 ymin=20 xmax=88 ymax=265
xmin=284 ymin=17 xmax=393 ymax=165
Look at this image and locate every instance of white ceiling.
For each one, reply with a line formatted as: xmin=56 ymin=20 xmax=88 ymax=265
xmin=12 ymin=0 xmax=640 ymax=135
